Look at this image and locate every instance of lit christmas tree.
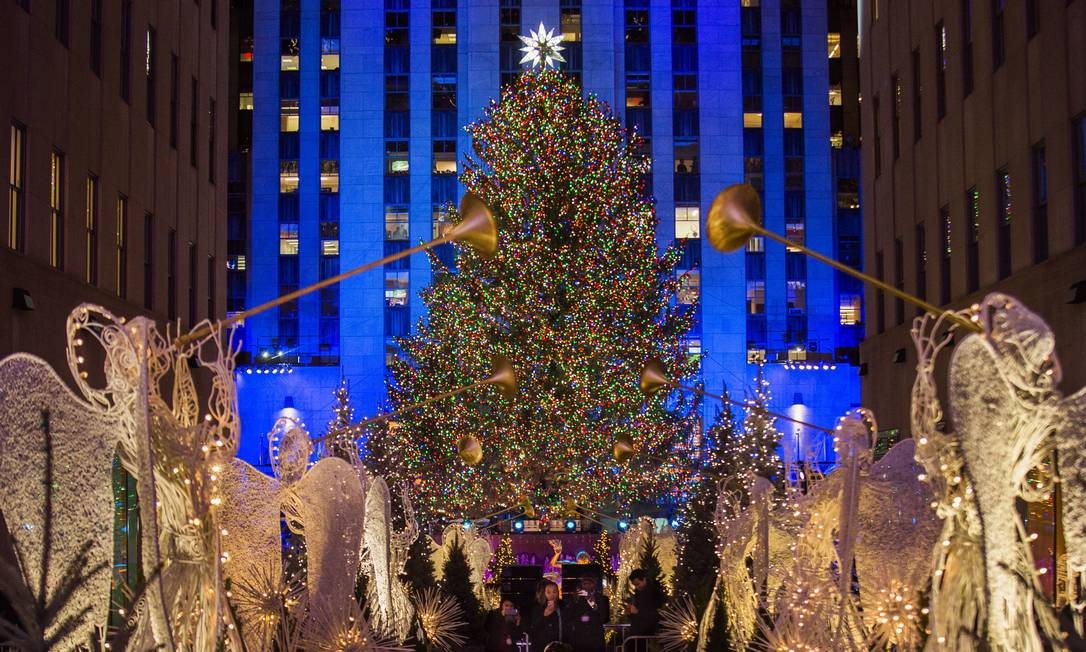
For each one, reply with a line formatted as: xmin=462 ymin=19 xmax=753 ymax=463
xmin=321 ymin=378 xmax=360 ymax=463
xmin=594 ymin=530 xmax=614 ymax=585
xmin=486 ymin=534 xmax=515 ymax=585
xmin=734 ymin=365 xmax=783 ymax=486
xmin=375 ymin=68 xmax=699 ymax=517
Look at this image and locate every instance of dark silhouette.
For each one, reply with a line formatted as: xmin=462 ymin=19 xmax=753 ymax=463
xmin=484 ymin=596 xmax=525 ymax=652
xmin=625 ymin=568 xmax=664 ymax=636
xmin=564 ymin=576 xmax=609 ymax=652
xmin=529 ymin=579 xmax=564 ymax=648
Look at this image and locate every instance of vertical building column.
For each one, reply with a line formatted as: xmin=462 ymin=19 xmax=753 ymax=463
xmin=410 ymin=0 xmax=433 ymax=323
xmin=339 ymin=2 xmax=387 ymax=414
xmin=462 ymin=0 xmax=499 ymax=138
xmin=759 ymin=0 xmax=787 ymax=352
xmin=247 ymin=2 xmax=281 ymax=351
xmin=698 ymin=1 xmax=745 ymax=422
xmin=297 ymin=0 xmax=322 ymax=356
xmin=802 ymin=1 xmax=835 ymax=354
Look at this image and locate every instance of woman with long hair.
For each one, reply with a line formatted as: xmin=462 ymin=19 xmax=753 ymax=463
xmin=529 ymin=579 xmax=564 ymax=647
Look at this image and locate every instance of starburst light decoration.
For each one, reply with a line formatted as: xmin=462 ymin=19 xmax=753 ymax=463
xmin=518 ymin=22 xmax=565 ymax=68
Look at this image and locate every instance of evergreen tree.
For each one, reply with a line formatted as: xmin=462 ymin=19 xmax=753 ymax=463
xmin=377 ymin=68 xmax=699 ymax=517
xmin=440 ymin=538 xmax=483 ymax=640
xmin=594 ymin=530 xmax=614 ymax=587
xmin=486 ymin=534 xmax=515 ymax=586
xmin=636 ymin=532 xmax=669 ymax=604
xmin=734 ymin=365 xmax=783 ymax=486
xmin=402 ymin=535 xmax=437 ymax=596
xmin=321 ymin=378 xmax=361 ymax=463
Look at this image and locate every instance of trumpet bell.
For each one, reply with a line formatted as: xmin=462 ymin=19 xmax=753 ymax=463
xmin=707 ymin=183 xmax=762 ymax=253
xmin=639 ymin=359 xmax=671 ymax=397
xmin=486 ymin=355 xmax=518 ymax=400
xmin=457 ymin=435 xmax=484 ymax=465
xmin=450 ymin=193 xmax=498 ymax=258
xmin=613 ymin=434 xmax=635 ymax=464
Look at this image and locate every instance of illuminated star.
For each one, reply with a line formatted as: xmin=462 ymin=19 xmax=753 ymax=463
xmin=518 ymin=22 xmax=566 ymax=69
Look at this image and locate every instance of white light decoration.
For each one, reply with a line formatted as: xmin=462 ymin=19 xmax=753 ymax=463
xmin=518 ymin=22 xmax=566 ymax=69
xmin=360 ymin=476 xmax=418 ymax=643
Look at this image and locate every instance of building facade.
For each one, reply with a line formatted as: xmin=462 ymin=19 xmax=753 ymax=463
xmin=1 ymin=2 xmax=229 ymax=375
xmin=859 ymin=0 xmax=1086 ymax=437
xmin=237 ymin=0 xmax=862 ymax=470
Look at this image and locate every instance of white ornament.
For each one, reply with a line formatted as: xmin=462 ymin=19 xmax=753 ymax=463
xmin=518 ymin=22 xmax=566 ymax=69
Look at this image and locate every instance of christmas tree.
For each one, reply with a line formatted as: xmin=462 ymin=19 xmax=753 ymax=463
xmin=486 ymin=535 xmax=515 ymax=585
xmin=402 ymin=535 xmax=437 ymax=596
xmin=378 ymin=68 xmax=699 ymax=517
xmin=636 ymin=531 xmax=669 ymax=602
xmin=440 ymin=539 xmax=482 ymax=641
xmin=594 ymin=530 xmax=614 ymax=586
xmin=734 ymin=365 xmax=783 ymax=486
xmin=321 ymin=378 xmax=360 ymax=463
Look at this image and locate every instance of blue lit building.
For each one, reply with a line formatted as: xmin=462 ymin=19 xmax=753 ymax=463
xmin=235 ymin=0 xmax=862 ymax=471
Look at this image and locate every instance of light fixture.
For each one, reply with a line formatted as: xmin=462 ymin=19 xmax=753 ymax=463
xmin=617 ymin=519 xmax=629 ymax=532
xmin=512 ymin=519 xmax=525 ymax=533
xmin=564 ymin=519 xmax=577 ymax=532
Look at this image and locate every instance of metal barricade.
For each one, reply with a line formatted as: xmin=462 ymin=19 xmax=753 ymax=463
xmin=621 ymin=635 xmax=664 ymax=651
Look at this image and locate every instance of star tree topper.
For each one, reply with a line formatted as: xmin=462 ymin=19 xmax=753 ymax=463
xmin=519 ymin=22 xmax=566 ymax=69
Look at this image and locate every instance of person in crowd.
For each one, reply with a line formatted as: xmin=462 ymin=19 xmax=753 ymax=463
xmin=564 ymin=576 xmax=609 ymax=652
xmin=625 ymin=569 xmax=664 ymax=636
xmin=484 ymin=596 xmax=524 ymax=652
xmin=530 ymin=579 xmax=564 ymax=648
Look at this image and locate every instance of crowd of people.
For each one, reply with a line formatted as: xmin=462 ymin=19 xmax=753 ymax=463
xmin=483 ymin=569 xmax=666 ymax=652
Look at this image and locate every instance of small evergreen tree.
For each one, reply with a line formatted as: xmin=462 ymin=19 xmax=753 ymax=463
xmin=594 ymin=530 xmax=614 ymax=587
xmin=402 ymin=534 xmax=437 ymax=596
xmin=486 ymin=534 xmax=515 ymax=586
xmin=636 ymin=532 xmax=669 ymax=603
xmin=441 ymin=539 xmax=482 ymax=640
xmin=321 ymin=378 xmax=361 ymax=463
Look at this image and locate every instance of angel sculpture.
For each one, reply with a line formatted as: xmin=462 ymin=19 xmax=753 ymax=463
xmin=360 ymin=476 xmax=419 ymax=642
xmin=913 ymin=293 xmax=1064 ymax=651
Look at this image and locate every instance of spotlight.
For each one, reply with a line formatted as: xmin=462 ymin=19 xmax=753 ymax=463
xmin=669 ymin=517 xmax=679 ymax=529
xmin=245 ymin=368 xmax=252 ymax=375
xmin=617 ymin=519 xmax=629 ymax=532
xmin=462 ymin=519 xmax=472 ymax=530
xmin=565 ymin=519 xmax=577 ymax=532
xmin=512 ymin=519 xmax=525 ymax=533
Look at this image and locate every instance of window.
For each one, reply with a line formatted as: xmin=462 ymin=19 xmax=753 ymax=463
xmin=433 ymin=140 xmax=456 ymax=174
xmin=85 ymin=175 xmax=99 ymax=284
xmin=280 ymin=100 xmax=300 ymax=132
xmin=208 ymin=98 xmax=216 ymax=183
xmin=891 ymin=73 xmax=901 ymax=159
xmin=935 ymin=22 xmax=947 ymax=119
xmin=279 ymin=160 xmax=298 ymax=193
xmin=962 ymin=0 xmax=974 ymax=96
xmin=940 ymin=206 xmax=952 ymax=304
xmin=385 ymin=206 xmax=408 ymax=241
xmin=992 ymin=0 xmax=1005 ymax=69
xmin=840 ymin=294 xmax=861 ymax=325
xmin=7 ymin=123 xmax=26 ymax=252
xmin=116 ymin=195 xmax=128 ymax=298
xmin=320 ymin=159 xmax=338 ymax=192
xmin=675 ymin=206 xmax=700 ymax=239
xmin=144 ymin=213 xmax=154 ymax=309
xmin=146 ymin=27 xmax=156 ymax=125
xmin=188 ymin=243 xmax=197 ymax=327
xmin=746 ymin=280 xmax=765 ymax=314
xmin=279 ymin=223 xmax=299 ymax=255
xmin=320 ymin=100 xmax=339 ymax=131
xmin=385 ymin=270 xmax=408 ymax=306
xmin=677 ymin=270 xmax=699 ymax=305
xmin=167 ymin=229 xmax=177 ymax=320
xmin=915 ymin=223 xmax=927 ymax=302
xmin=169 ymin=55 xmax=179 ymax=148
xmin=911 ymin=49 xmax=922 ymax=142
xmin=190 ymin=78 xmax=199 ymax=166
xmin=90 ymin=0 xmax=102 ymax=75
xmin=827 ymin=32 xmax=841 ymax=58
xmin=120 ymin=1 xmax=132 ymax=102
xmin=1074 ymin=116 xmax=1086 ymax=245
xmin=967 ymin=187 xmax=980 ymax=292
xmin=872 ymin=95 xmax=881 ymax=177
xmin=787 ymin=279 xmax=807 ymax=314
xmin=1031 ymin=142 xmax=1047 ymax=262
xmin=50 ymin=150 xmax=65 ymax=269
xmin=996 ymin=168 xmax=1011 ymax=279
xmin=56 ymin=0 xmax=70 ymax=46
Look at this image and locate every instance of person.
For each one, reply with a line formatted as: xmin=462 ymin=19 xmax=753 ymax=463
xmin=625 ymin=569 xmax=663 ymax=636
xmin=564 ymin=576 xmax=609 ymax=652
xmin=484 ymin=596 xmax=524 ymax=652
xmin=529 ymin=579 xmax=564 ymax=648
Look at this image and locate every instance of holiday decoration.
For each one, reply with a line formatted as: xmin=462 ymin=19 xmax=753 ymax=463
xmin=413 ymin=586 xmax=467 ymax=652
xmin=658 ymin=595 xmax=699 ymax=652
xmin=487 ymin=534 xmax=516 ymax=585
xmin=518 ymin=22 xmax=565 ymax=69
xmin=378 ymin=68 xmax=699 ymax=517
xmin=360 ymin=477 xmax=418 ymax=642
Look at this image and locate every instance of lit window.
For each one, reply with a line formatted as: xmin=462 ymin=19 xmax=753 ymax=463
xmin=747 ymin=349 xmax=766 ymax=364
xmin=281 ymin=55 xmax=299 ymax=71
xmin=686 ymin=338 xmax=701 ymax=357
xmin=433 ymin=209 xmax=452 ymax=239
xmin=239 ymin=92 xmax=253 ymax=110
xmin=829 ymin=84 xmax=842 ymax=106
xmin=433 ymin=141 xmax=457 ymax=174
xmin=385 ymin=270 xmax=409 ymax=306
xmin=827 ymin=32 xmax=841 ymax=58
xmin=280 ymin=100 xmax=299 ymax=132
xmin=785 ymin=222 xmax=805 ymax=249
xmin=675 ymin=206 xmax=700 ymax=239
xmin=747 ymin=236 xmax=765 ymax=253
xmin=320 ymin=159 xmax=339 ymax=192
xmin=677 ymin=270 xmax=700 ymax=304
xmin=839 ymin=294 xmax=861 ymax=325
xmin=321 ymin=54 xmax=340 ymax=70
xmin=784 ymin=112 xmax=803 ymax=128
xmin=321 ymin=239 xmax=339 ymax=256
xmin=746 ymin=280 xmax=765 ymax=314
xmin=385 ymin=206 xmax=408 ymax=241
xmin=228 ymin=255 xmax=246 ymax=271
xmin=320 ymin=100 xmax=339 ymax=131
xmin=830 ymin=132 xmax=844 ymax=148
xmin=787 ymin=280 xmax=807 ymax=313
xmin=280 ymin=160 xmax=298 ymax=193
xmin=744 ymin=112 xmax=763 ymax=128
xmin=279 ymin=223 xmax=299 ymax=255
xmin=433 ymin=28 xmax=456 ymax=45
xmin=386 ymin=141 xmax=409 ymax=174
xmin=561 ymin=11 xmax=582 ymax=42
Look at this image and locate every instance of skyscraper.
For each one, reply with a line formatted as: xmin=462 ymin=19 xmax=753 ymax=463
xmin=237 ymin=0 xmax=861 ymax=470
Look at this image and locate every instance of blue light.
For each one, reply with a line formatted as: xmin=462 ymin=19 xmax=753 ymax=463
xmin=565 ymin=519 xmax=577 ymax=532
xmin=669 ymin=517 xmax=679 ymax=529
xmin=462 ymin=519 xmax=472 ymax=530
xmin=617 ymin=519 xmax=629 ymax=532
xmin=512 ymin=519 xmax=525 ymax=533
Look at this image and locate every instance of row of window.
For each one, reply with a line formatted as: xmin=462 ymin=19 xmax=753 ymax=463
xmin=6 ymin=124 xmax=214 ymax=323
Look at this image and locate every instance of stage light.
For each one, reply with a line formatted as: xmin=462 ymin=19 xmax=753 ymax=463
xmin=565 ymin=519 xmax=577 ymax=532
xmin=669 ymin=517 xmax=679 ymax=529
xmin=617 ymin=519 xmax=629 ymax=532
xmin=512 ymin=519 xmax=525 ymax=533
xmin=462 ymin=519 xmax=472 ymax=530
